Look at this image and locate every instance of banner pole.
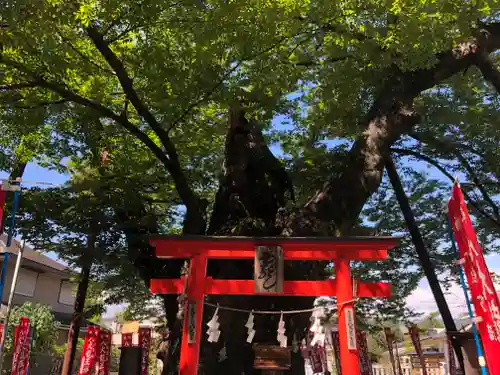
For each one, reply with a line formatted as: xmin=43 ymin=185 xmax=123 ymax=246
xmin=0 ymin=189 xmax=21 ymax=305
xmin=446 ymin=215 xmax=488 ymax=375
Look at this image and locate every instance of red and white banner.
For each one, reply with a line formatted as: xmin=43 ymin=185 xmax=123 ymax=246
xmin=97 ymin=330 xmax=112 ymax=375
xmin=11 ymin=317 xmax=30 ymax=375
xmin=331 ymin=331 xmax=342 ymax=375
xmin=358 ymin=331 xmax=373 ymax=375
xmin=408 ymin=325 xmax=427 ymax=375
xmin=21 ymin=327 xmax=33 ymax=375
xmin=139 ymin=328 xmax=152 ymax=375
xmin=449 ymin=183 xmax=500 ymax=374
xmin=78 ymin=326 xmax=100 ymax=375
xmin=121 ymin=332 xmax=133 ymax=347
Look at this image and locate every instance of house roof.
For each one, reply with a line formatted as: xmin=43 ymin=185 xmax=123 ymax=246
xmin=0 ymin=235 xmax=71 ymax=275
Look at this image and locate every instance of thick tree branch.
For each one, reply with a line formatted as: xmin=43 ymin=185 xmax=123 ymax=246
xmin=410 ymin=131 xmax=483 ymax=158
xmin=410 ymin=132 xmax=500 ymax=220
xmin=85 ymin=25 xmax=205 ymax=232
xmin=55 ymin=27 xmax=114 ymax=75
xmin=301 ymin=22 xmax=500 ymax=233
xmin=0 ymin=57 xmax=201 ymax=219
xmin=391 ymin=147 xmax=500 ymax=228
xmin=391 ymin=148 xmax=455 ymax=180
xmin=0 ymin=83 xmax=36 ymax=91
xmin=475 ymin=49 xmax=500 ymax=92
xmin=85 ymin=25 xmax=172 ymax=152
xmin=294 ymin=55 xmax=351 ymax=67
xmin=12 ymin=99 xmax=69 ymax=109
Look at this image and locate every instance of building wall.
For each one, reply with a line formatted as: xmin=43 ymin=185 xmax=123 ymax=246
xmin=0 ymin=262 xmax=75 ymax=314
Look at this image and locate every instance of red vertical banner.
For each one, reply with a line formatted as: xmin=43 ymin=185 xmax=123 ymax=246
xmin=449 ymin=183 xmax=500 ymax=374
xmin=121 ymin=333 xmax=133 ymax=347
xmin=78 ymin=326 xmax=100 ymax=375
xmin=11 ymin=317 xmax=30 ymax=375
xmin=331 ymin=331 xmax=342 ymax=375
xmin=139 ymin=328 xmax=152 ymax=375
xmin=357 ymin=331 xmax=373 ymax=375
xmin=97 ymin=330 xmax=112 ymax=375
xmin=20 ymin=326 xmax=32 ymax=375
xmin=11 ymin=318 xmax=30 ymax=375
xmin=408 ymin=325 xmax=427 ymax=375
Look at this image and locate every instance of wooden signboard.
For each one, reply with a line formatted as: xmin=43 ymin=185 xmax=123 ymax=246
xmin=345 ymin=307 xmax=357 ymax=351
xmin=253 ymin=345 xmax=291 ymax=370
xmin=254 ymin=246 xmax=284 ymax=293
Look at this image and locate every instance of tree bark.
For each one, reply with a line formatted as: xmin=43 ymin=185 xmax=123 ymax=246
xmin=296 ymin=24 xmax=500 ymax=234
xmin=385 ymin=156 xmax=465 ymax=371
xmin=60 ymin=233 xmax=95 ymax=375
xmin=200 ymin=104 xmax=307 ymax=375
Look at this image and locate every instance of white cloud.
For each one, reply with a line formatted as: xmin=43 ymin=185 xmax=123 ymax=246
xmin=405 ymin=280 xmax=468 ymax=317
xmin=406 ymin=267 xmax=500 ymax=319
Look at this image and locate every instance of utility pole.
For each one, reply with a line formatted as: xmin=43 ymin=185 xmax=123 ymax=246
xmin=60 ymin=233 xmax=95 ymax=375
xmin=385 ymin=157 xmax=465 ymax=371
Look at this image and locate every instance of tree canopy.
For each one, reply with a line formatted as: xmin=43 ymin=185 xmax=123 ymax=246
xmin=2 ymin=1 xmax=500 ymax=374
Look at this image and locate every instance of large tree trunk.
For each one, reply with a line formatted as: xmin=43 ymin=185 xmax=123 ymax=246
xmin=201 ymin=103 xmax=309 ymax=375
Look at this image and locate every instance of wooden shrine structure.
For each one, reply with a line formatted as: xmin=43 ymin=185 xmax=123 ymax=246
xmin=149 ymin=236 xmax=399 ymax=375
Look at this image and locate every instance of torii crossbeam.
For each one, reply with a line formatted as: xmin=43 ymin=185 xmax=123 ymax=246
xmin=149 ymin=236 xmax=399 ymax=375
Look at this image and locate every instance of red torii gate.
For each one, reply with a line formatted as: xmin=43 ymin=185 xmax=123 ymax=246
xmin=149 ymin=236 xmax=398 ymax=375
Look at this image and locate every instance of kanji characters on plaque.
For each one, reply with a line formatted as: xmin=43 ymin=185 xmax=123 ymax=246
xmin=449 ymin=182 xmax=500 ymax=375
xmin=139 ymin=328 xmax=152 ymax=375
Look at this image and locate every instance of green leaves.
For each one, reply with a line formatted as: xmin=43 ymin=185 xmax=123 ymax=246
xmin=1 ymin=0 xmax=500 ymax=330
xmin=5 ymin=303 xmax=59 ymax=354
